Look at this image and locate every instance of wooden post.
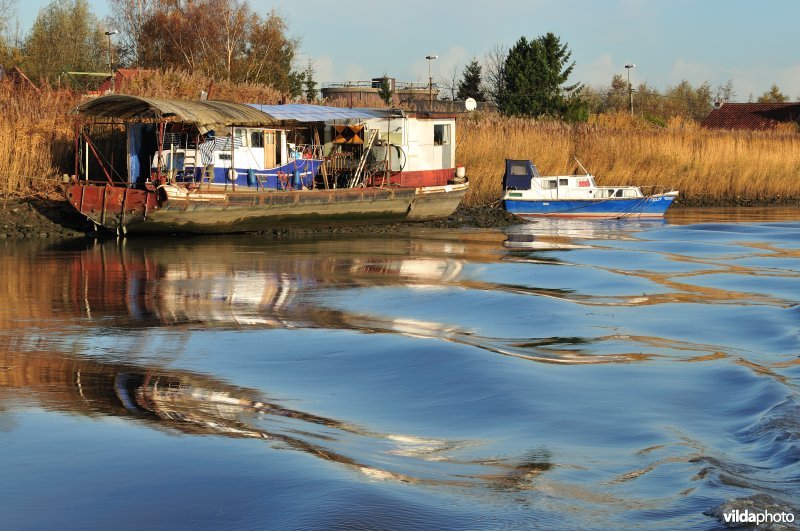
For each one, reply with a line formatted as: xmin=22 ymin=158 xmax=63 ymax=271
xmin=314 ymin=129 xmax=328 ymax=190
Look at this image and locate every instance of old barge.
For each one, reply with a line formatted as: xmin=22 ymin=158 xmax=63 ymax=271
xmin=63 ymin=95 xmax=468 ymax=234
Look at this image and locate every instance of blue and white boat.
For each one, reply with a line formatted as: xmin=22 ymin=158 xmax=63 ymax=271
xmin=502 ymin=159 xmax=678 ymax=219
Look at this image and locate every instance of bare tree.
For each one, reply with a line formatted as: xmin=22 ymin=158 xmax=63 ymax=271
xmin=0 ymin=0 xmax=17 ymax=59
xmin=137 ymin=2 xmax=299 ymax=94
xmin=0 ymin=0 xmax=15 ymax=34
xmin=438 ymin=60 xmax=461 ymax=101
xmin=481 ymin=43 xmax=507 ymax=105
xmin=107 ymin=0 xmax=156 ymax=67
xmin=714 ymin=79 xmax=736 ymax=103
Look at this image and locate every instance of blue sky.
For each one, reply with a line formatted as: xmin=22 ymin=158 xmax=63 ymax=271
xmin=10 ymin=0 xmax=800 ymax=101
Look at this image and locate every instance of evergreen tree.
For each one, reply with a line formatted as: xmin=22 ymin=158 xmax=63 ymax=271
xmin=456 ymin=59 xmax=485 ymax=101
xmin=377 ymin=76 xmax=393 ymax=106
xmin=288 ymin=69 xmax=304 ymax=100
xmin=498 ymin=32 xmax=584 ymax=120
xmin=303 ymin=60 xmax=317 ymax=102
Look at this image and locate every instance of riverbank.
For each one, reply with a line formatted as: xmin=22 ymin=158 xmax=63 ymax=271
xmin=5 ymin=193 xmax=800 ymax=241
xmin=0 ymin=194 xmax=522 ymax=240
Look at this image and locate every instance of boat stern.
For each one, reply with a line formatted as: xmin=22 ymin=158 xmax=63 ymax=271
xmin=63 ymin=181 xmax=159 ymax=232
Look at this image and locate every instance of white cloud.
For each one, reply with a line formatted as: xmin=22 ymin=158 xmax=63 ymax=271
xmin=575 ymin=54 xmax=616 ymax=88
xmin=343 ymin=63 xmax=369 ymax=82
xmin=667 ymin=58 xmax=717 ymax=87
xmin=776 ymin=63 xmax=800 ymax=100
xmin=310 ymin=55 xmax=334 ymax=85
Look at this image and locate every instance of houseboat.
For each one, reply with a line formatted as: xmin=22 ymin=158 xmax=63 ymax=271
xmin=502 ymin=159 xmax=678 ymax=219
xmin=63 ymin=95 xmax=468 ymax=234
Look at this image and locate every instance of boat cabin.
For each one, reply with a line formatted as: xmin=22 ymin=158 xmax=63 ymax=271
xmin=503 ymin=159 xmax=643 ymax=201
xmin=74 ymin=96 xmax=459 ymax=192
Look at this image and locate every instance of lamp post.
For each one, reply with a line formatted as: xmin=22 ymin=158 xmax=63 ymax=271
xmin=624 ymin=64 xmax=635 ymax=115
xmin=426 ymin=54 xmax=438 ymax=111
xmin=105 ymin=29 xmax=119 ymax=93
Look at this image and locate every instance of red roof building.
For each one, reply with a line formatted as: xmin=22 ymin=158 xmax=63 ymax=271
xmin=1 ymin=66 xmax=39 ymax=91
xmin=97 ymin=68 xmax=156 ymax=94
xmin=702 ymin=102 xmax=800 ymax=130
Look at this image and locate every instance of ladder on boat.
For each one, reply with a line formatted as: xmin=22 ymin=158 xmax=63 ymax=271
xmin=349 ymin=129 xmax=378 ymax=188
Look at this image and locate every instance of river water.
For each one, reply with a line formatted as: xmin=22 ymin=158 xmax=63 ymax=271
xmin=1 ymin=208 xmax=798 ymax=530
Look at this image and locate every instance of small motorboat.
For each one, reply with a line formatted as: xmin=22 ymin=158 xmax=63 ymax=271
xmin=502 ymin=159 xmax=678 ymax=219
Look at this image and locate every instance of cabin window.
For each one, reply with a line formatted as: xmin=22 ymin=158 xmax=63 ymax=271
xmin=433 ymin=124 xmax=450 ymax=145
xmin=165 ymin=152 xmax=184 ymax=170
xmin=615 ymin=189 xmax=623 ymax=198
xmin=543 ymin=180 xmax=558 ymax=189
xmin=559 ymin=179 xmax=568 ymax=186
xmin=219 ymin=153 xmax=231 ymax=161
xmin=510 ymin=164 xmax=528 ymax=175
xmin=251 ymin=131 xmax=264 ymax=148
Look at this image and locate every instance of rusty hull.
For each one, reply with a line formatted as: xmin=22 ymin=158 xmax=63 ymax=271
xmin=63 ymin=182 xmax=468 ymax=234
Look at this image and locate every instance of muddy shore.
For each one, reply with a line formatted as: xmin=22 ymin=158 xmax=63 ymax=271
xmin=0 ymin=194 xmax=522 ymax=240
xmin=3 ymin=194 xmax=799 ymax=241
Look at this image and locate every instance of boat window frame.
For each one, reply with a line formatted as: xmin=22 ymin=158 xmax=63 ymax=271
xmin=433 ymin=124 xmax=451 ymax=146
xmin=251 ymin=130 xmax=265 ymax=148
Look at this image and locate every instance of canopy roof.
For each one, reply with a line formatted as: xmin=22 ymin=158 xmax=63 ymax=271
xmin=246 ymin=103 xmax=402 ymax=122
xmin=74 ymin=96 xmax=404 ymax=132
xmin=74 ymin=95 xmax=278 ymax=132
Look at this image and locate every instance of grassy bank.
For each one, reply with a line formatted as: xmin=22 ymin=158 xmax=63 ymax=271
xmin=457 ymin=113 xmax=800 ymax=206
xmin=1 ymin=80 xmax=799 ymax=206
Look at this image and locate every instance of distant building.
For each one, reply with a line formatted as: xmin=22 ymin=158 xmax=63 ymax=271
xmin=0 ymin=66 xmax=39 ymax=91
xmin=702 ymin=102 xmax=800 ymax=130
xmin=321 ymin=77 xmax=438 ymax=107
xmin=96 ymin=68 xmax=156 ymax=94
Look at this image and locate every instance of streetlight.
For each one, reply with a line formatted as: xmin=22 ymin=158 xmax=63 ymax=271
xmin=625 ymin=64 xmax=635 ymax=115
xmin=426 ymin=54 xmax=438 ymax=111
xmin=105 ymin=29 xmax=119 ymax=93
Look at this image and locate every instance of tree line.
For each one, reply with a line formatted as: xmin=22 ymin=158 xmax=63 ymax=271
xmin=0 ymin=0 xmax=309 ymax=97
xmin=447 ymin=34 xmax=796 ymax=123
xmin=0 ymin=1 xmax=795 ymax=121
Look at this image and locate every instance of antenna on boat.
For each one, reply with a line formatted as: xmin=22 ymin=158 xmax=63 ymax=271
xmin=574 ymin=157 xmax=590 ymax=176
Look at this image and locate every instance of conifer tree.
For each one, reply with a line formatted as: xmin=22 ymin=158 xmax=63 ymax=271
xmin=456 ymin=59 xmax=485 ymax=102
xmin=498 ymin=32 xmax=585 ymax=120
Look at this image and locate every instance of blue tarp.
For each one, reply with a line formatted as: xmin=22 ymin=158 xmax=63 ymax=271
xmin=247 ymin=103 xmax=402 ymax=122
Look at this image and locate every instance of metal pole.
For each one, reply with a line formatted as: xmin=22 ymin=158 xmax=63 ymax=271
xmin=426 ymin=55 xmax=438 ymax=111
xmin=625 ymin=64 xmax=635 ymax=115
xmin=105 ymin=30 xmax=119 ymax=93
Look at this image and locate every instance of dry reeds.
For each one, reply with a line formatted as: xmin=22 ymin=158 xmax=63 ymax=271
xmin=0 ymin=83 xmax=79 ymax=195
xmin=122 ymin=68 xmax=284 ymax=103
xmin=0 ymin=69 xmax=287 ymax=196
xmin=2 ymin=75 xmax=798 ymax=206
xmin=457 ymin=112 xmax=800 ymax=206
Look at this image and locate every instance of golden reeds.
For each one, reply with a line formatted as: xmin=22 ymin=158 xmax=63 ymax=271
xmin=0 ymin=83 xmax=78 ymax=195
xmin=121 ymin=68 xmax=284 ymax=103
xmin=457 ymin=112 xmax=800 ymax=206
xmin=1 ymin=76 xmax=798 ymax=207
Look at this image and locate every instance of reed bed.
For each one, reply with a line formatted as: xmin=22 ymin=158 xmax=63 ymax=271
xmin=0 ymin=84 xmax=78 ymax=195
xmin=1 ymin=77 xmax=798 ymax=207
xmin=457 ymin=112 xmax=800 ymax=206
xmin=121 ymin=68 xmax=284 ymax=103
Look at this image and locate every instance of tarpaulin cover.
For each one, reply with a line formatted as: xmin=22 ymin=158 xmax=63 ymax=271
xmin=246 ymin=103 xmax=402 ymax=122
xmin=74 ymin=95 xmax=279 ymax=133
xmin=503 ymin=159 xmax=541 ymax=190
